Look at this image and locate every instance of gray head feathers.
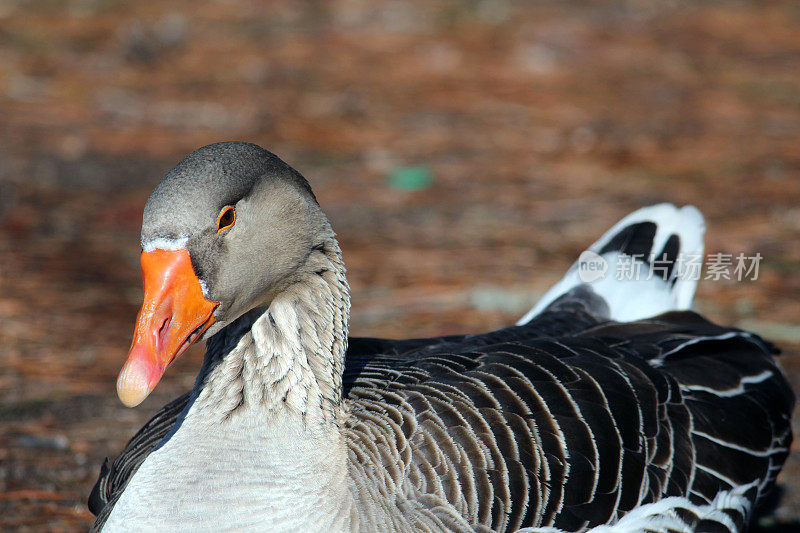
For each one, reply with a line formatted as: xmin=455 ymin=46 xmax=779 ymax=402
xmin=142 ymin=141 xmax=317 ymax=246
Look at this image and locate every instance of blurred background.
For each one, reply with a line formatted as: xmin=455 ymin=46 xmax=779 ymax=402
xmin=1 ymin=0 xmax=799 ymax=530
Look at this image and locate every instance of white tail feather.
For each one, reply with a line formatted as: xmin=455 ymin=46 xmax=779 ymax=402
xmin=519 ymin=203 xmax=705 ymax=324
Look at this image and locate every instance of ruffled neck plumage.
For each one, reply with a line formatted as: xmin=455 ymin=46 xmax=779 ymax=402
xmin=193 ymin=238 xmax=351 ymax=425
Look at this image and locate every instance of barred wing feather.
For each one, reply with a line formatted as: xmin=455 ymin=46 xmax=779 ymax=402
xmin=343 ymin=310 xmax=793 ymax=532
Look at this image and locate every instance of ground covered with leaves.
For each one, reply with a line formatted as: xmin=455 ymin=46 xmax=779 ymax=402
xmin=1 ymin=1 xmax=799 ymax=530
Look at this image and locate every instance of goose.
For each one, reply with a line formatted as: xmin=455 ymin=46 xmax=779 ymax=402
xmin=88 ymin=141 xmax=794 ymax=532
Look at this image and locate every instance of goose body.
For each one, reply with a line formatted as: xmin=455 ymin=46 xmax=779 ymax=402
xmin=89 ymin=142 xmax=794 ymax=532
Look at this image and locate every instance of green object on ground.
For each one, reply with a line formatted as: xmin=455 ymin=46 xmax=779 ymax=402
xmin=387 ymin=166 xmax=433 ymax=191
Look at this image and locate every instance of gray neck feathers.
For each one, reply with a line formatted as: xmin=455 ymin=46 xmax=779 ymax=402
xmin=194 ymin=238 xmax=351 ymax=425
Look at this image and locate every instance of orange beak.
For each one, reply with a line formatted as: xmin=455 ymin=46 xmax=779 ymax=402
xmin=116 ymin=249 xmax=219 ymax=407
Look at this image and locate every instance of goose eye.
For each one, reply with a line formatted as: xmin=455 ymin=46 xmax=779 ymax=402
xmin=216 ymin=206 xmax=236 ymax=232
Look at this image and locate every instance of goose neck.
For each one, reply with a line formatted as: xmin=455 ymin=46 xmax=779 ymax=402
xmin=196 ymin=241 xmax=351 ymax=425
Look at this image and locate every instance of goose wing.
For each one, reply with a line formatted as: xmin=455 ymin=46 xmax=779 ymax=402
xmin=343 ymin=308 xmax=794 ymax=532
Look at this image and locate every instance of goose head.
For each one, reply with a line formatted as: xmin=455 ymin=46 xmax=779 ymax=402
xmin=117 ymin=141 xmax=333 ymax=407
